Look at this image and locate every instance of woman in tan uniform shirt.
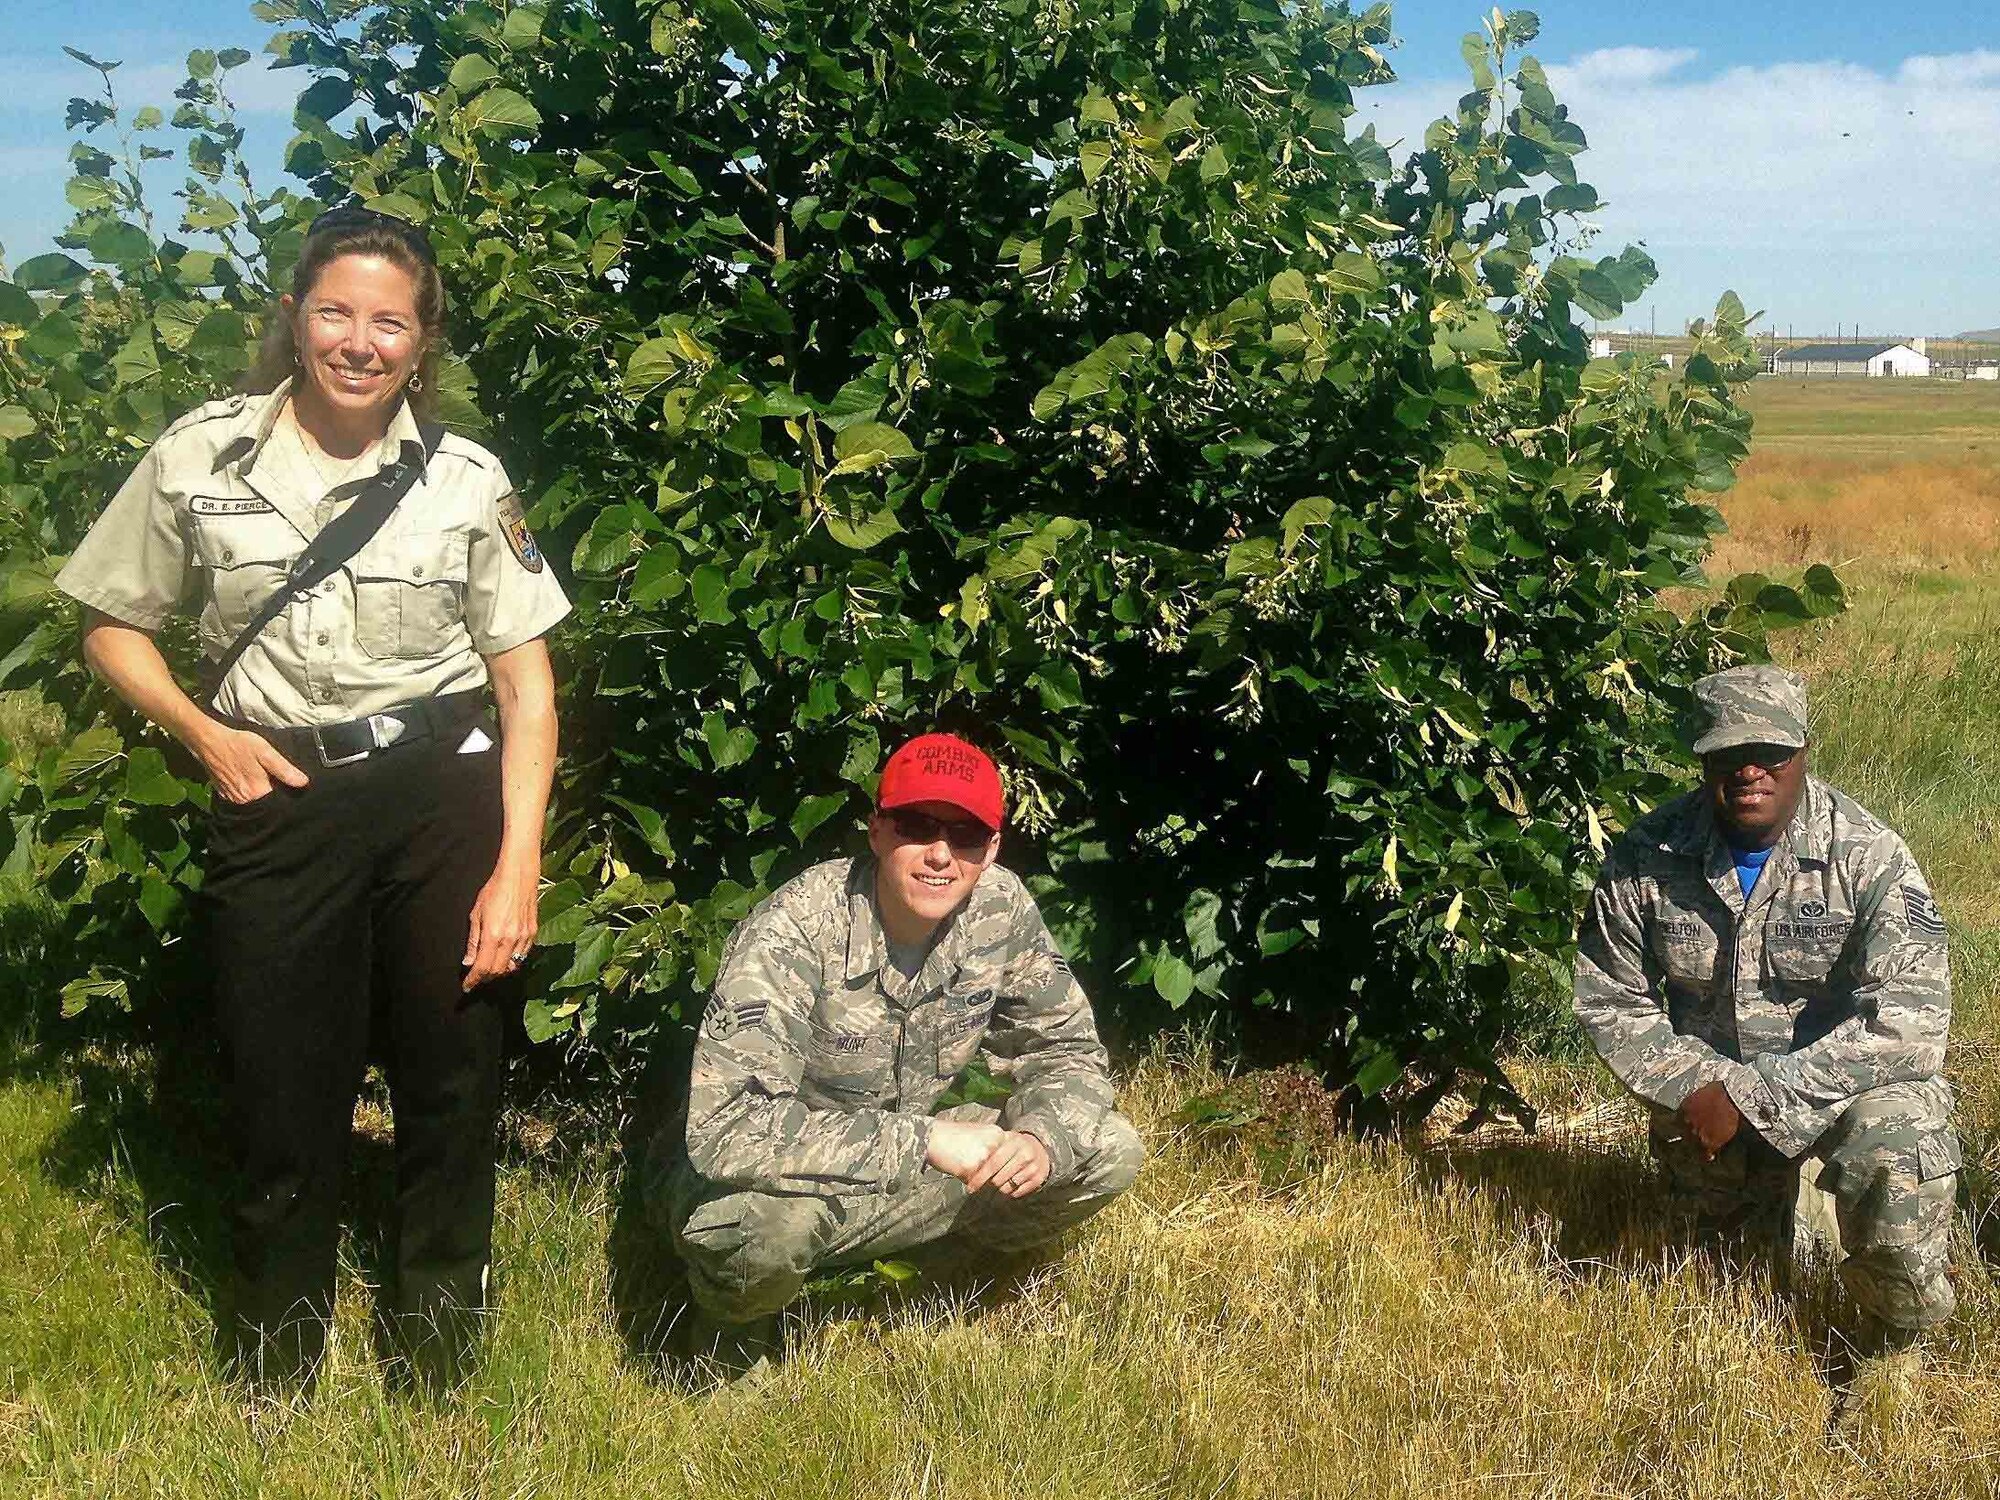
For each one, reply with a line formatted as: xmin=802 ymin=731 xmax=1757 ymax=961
xmin=55 ymin=206 xmax=570 ymax=1397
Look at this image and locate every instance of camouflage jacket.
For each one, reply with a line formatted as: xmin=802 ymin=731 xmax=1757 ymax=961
xmin=682 ymin=857 xmax=1116 ymax=1195
xmin=1574 ymin=775 xmax=1951 ymax=1158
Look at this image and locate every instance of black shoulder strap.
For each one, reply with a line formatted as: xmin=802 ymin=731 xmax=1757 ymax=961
xmin=205 ymin=424 xmax=446 ymax=705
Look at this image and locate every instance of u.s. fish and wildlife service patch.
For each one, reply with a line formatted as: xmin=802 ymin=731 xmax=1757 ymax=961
xmin=497 ymin=491 xmax=545 ymax=573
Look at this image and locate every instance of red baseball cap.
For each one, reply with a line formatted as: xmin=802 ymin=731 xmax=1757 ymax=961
xmin=876 ymin=733 xmax=1004 ymax=831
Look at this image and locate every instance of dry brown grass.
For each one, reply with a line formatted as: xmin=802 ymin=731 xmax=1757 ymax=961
xmin=1707 ymin=451 xmax=2000 ymax=580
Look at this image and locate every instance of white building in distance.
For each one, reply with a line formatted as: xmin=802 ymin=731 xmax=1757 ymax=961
xmin=1772 ymin=339 xmax=1932 ymax=377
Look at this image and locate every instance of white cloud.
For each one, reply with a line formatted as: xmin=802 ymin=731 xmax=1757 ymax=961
xmin=1554 ymin=47 xmax=1699 ymax=87
xmin=1899 ymin=51 xmax=2000 ymax=87
xmin=1356 ymin=47 xmax=2000 ymax=332
xmin=1545 ymin=54 xmax=2000 ymax=238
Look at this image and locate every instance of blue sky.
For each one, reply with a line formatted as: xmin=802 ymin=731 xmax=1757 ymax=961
xmin=4 ymin=1 xmax=1997 ymax=334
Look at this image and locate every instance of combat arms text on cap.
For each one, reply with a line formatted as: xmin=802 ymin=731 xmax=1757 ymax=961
xmin=876 ymin=733 xmax=1004 ymax=831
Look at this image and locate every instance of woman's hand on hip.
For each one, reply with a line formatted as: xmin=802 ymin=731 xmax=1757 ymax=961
xmin=464 ymin=852 xmax=540 ymax=992
xmin=195 ymin=722 xmax=310 ymax=805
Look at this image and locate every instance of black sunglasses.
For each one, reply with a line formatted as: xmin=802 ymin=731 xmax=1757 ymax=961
xmin=1703 ymin=743 xmax=1800 ymax=775
xmin=305 ymin=203 xmax=438 ymax=266
xmin=882 ymin=807 xmax=994 ymax=854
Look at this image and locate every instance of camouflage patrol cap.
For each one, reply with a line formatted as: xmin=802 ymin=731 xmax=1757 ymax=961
xmin=1689 ymin=665 xmax=1808 ymax=756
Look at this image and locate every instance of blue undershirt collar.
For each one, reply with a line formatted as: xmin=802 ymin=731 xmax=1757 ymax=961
xmin=1728 ymin=842 xmax=1775 ymax=900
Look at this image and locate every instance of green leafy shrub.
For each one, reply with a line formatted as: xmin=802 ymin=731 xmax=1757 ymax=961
xmin=0 ymin=2 xmax=1840 ymax=1121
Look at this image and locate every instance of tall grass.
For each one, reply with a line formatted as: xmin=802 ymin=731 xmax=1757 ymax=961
xmin=1790 ymin=586 xmax=2000 ymax=922
xmin=3 ymin=1047 xmax=1999 ymax=1498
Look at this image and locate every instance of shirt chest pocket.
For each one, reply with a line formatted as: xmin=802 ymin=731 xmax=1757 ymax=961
xmin=1650 ymin=905 xmax=1722 ymax=989
xmin=188 ymin=510 xmax=301 ymax=639
xmin=351 ymin=531 xmax=470 ymax=660
xmin=802 ymin=1021 xmax=895 ymax=1105
xmin=1762 ymin=920 xmax=1848 ymax=999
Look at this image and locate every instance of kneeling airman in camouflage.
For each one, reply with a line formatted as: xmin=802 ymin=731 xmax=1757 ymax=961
xmin=1574 ymin=665 xmax=1958 ymax=1409
xmin=645 ymin=733 xmax=1142 ymax=1375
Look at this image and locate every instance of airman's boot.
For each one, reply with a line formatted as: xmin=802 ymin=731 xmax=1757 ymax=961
xmin=1832 ymin=1319 xmax=1924 ymax=1437
xmin=674 ymin=1303 xmax=781 ymax=1390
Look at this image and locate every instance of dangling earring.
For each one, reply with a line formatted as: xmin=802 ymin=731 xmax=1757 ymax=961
xmin=408 ymin=373 xmax=424 ymax=393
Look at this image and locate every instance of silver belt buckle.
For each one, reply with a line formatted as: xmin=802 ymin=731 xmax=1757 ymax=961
xmin=315 ymin=730 xmax=373 ymax=768
xmin=314 ymin=713 xmax=407 ymax=767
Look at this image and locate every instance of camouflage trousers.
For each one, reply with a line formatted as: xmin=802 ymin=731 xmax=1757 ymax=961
xmin=1651 ymin=1077 xmax=1960 ymax=1333
xmin=658 ymin=1107 xmax=1144 ymax=1323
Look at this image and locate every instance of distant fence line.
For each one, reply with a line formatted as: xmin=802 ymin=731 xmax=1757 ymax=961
xmin=1758 ymin=363 xmax=1998 ymax=381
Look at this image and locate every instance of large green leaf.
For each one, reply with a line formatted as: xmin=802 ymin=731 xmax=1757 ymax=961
xmin=823 ymin=374 xmax=887 ymax=430
xmin=691 ymin=565 xmax=732 ymax=623
xmin=123 ymin=747 xmax=185 ymax=806
xmin=111 ymin=331 xmax=160 ymax=389
xmin=54 ymin=726 xmax=122 ymax=787
xmin=500 ymin=5 xmax=546 ymax=49
xmin=605 ymin=793 xmax=676 ymax=859
xmin=829 ymin=421 xmax=917 ymax=474
xmin=462 ymin=86 xmax=541 ymax=137
xmin=1183 ymin=888 xmax=1225 ymax=960
xmin=703 ymin=712 xmax=757 ymax=770
xmin=138 ymin=876 xmax=183 ymax=932
xmin=790 ymin=792 xmax=848 ymax=842
xmin=64 ymin=176 xmax=119 ymax=212
xmin=60 ymin=975 xmax=129 ymax=1019
xmin=25 ymin=313 xmax=80 ymax=361
xmin=448 ymin=54 xmax=501 ymax=93
xmin=554 ymin=925 xmax=615 ymax=989
xmin=12 ymin=254 xmax=87 ymax=292
xmin=0 ymin=281 xmax=39 ymax=327
xmin=1801 ymin=564 xmax=1846 ymax=618
xmin=631 ymin=546 xmax=685 ymax=604
xmin=1152 ymin=952 xmax=1195 ymax=1008
xmin=624 ymin=337 xmax=680 ymax=393
xmin=823 ymin=502 xmax=903 ymax=551
xmin=1268 ymin=269 xmax=1309 ymax=308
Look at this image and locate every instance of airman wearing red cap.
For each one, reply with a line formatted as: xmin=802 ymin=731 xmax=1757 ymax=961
xmin=645 ymin=732 xmax=1142 ymax=1380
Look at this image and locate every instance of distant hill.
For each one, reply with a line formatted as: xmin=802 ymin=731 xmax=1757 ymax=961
xmin=1958 ymin=328 xmax=2000 ymax=342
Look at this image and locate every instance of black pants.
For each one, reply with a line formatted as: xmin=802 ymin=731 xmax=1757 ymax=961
xmin=204 ymin=733 xmax=508 ymax=1391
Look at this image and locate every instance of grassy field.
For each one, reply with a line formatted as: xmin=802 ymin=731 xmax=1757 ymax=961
xmin=7 ymin=378 xmax=2000 ymax=1496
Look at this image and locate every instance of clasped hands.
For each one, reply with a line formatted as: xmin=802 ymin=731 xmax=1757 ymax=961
xmin=1679 ymin=1080 xmax=1743 ymax=1160
xmin=926 ymin=1120 xmax=1050 ymax=1198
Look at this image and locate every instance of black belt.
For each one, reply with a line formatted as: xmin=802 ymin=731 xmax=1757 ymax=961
xmin=240 ymin=691 xmax=488 ymax=769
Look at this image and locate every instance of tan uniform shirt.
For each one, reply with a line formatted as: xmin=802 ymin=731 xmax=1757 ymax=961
xmin=54 ymin=381 xmax=570 ymax=727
